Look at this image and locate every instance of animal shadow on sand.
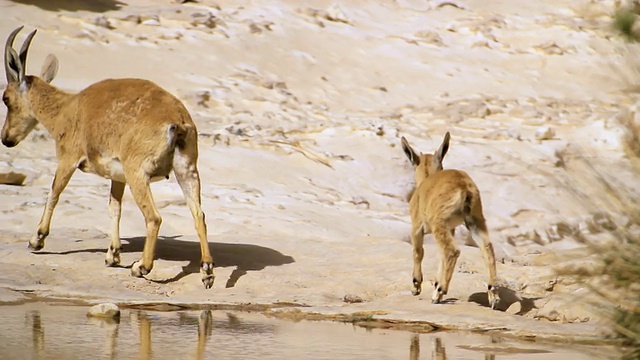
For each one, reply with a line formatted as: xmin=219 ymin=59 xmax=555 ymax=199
xmin=468 ymin=287 xmax=540 ymax=315
xmin=9 ymin=0 xmax=125 ymax=12
xmin=36 ymin=235 xmax=295 ymax=288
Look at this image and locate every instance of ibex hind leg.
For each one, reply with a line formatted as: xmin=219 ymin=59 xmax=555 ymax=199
xmin=431 ymin=225 xmax=459 ymax=304
xmin=466 ymin=215 xmax=499 ymax=309
xmin=173 ymin=134 xmax=214 ymax=289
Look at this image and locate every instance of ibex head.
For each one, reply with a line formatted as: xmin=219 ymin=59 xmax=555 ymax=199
xmin=2 ymin=26 xmax=58 ymax=147
xmin=401 ymin=132 xmax=450 ymax=186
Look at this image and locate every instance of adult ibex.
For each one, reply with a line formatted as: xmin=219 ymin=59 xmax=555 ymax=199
xmin=2 ymin=26 xmax=214 ymax=288
xmin=401 ymin=132 xmax=499 ymax=308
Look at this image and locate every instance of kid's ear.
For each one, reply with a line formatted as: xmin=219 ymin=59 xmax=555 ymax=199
xmin=40 ymin=54 xmax=58 ymax=83
xmin=401 ymin=136 xmax=420 ymax=166
xmin=433 ymin=132 xmax=450 ymax=168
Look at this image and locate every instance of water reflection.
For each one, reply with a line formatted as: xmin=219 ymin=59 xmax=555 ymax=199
xmin=409 ymin=334 xmax=420 ymax=360
xmin=408 ymin=333 xmax=576 ymax=360
xmin=0 ymin=304 xmax=602 ymax=359
xmin=408 ymin=335 xmax=452 ymax=360
xmin=133 ymin=310 xmax=217 ymax=360
xmin=23 ymin=307 xmax=219 ymax=359
xmin=432 ymin=337 xmax=447 ymax=360
xmin=26 ymin=310 xmax=45 ymax=359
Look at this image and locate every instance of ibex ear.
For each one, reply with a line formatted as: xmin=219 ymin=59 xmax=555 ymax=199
xmin=433 ymin=132 xmax=450 ymax=168
xmin=5 ymin=47 xmax=21 ymax=83
xmin=40 ymin=54 xmax=58 ymax=83
xmin=401 ymin=136 xmax=420 ymax=166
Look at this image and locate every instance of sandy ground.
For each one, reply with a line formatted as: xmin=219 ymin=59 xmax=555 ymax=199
xmin=0 ymin=0 xmax=637 ymax=343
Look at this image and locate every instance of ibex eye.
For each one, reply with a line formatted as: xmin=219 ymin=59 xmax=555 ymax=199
xmin=2 ymin=96 xmax=8 ymax=105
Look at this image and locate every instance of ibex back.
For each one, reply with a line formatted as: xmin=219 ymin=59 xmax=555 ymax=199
xmin=401 ymin=132 xmax=499 ymax=308
xmin=2 ymin=26 xmax=215 ymax=288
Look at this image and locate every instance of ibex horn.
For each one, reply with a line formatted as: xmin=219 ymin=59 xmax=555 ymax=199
xmin=18 ymin=29 xmax=37 ymax=81
xmin=4 ymin=25 xmax=24 ymax=83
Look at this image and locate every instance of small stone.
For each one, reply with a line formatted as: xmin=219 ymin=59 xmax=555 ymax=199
xmin=506 ymin=301 xmax=521 ymax=315
xmin=121 ymin=14 xmax=142 ymax=24
xmin=141 ymin=15 xmax=161 ymax=26
xmin=87 ymin=303 xmax=120 ymax=318
xmin=534 ymin=126 xmax=555 ymax=141
xmin=545 ymin=278 xmax=558 ymax=292
xmin=0 ymin=171 xmax=26 ymax=186
xmin=94 ymin=15 xmax=115 ymax=30
xmin=507 ymin=127 xmax=521 ymax=140
xmin=326 ymin=4 xmax=350 ymax=24
xmin=592 ymin=212 xmax=617 ymax=231
xmin=343 ymin=294 xmax=364 ymax=303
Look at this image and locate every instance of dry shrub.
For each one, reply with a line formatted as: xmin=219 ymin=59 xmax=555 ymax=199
xmin=606 ymin=117 xmax=640 ymax=359
xmin=583 ymin=7 xmax=640 ymax=358
xmin=619 ymin=110 xmax=640 ymax=161
xmin=562 ymin=110 xmax=640 ymax=359
xmin=565 ymin=4 xmax=640 ymax=339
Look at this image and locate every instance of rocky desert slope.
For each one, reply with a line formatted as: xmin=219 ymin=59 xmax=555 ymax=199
xmin=1 ymin=0 xmax=638 ymax=343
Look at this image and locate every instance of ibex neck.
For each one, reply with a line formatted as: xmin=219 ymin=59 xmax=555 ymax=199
xmin=25 ymin=76 xmax=74 ymax=136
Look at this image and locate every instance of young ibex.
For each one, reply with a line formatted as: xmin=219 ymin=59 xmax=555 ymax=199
xmin=2 ymin=26 xmax=214 ymax=288
xmin=401 ymin=133 xmax=499 ymax=308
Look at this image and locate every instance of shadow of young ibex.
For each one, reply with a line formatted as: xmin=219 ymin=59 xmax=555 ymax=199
xmin=468 ymin=287 xmax=540 ymax=315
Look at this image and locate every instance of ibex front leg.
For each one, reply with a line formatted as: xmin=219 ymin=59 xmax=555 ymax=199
xmin=410 ymin=223 xmax=424 ymax=296
xmin=29 ymin=163 xmax=76 ymax=250
xmin=105 ymin=180 xmax=125 ymax=266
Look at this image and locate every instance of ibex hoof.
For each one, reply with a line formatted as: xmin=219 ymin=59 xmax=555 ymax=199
xmin=105 ymin=247 xmax=121 ymax=267
xmin=490 ymin=299 xmax=499 ymax=310
xmin=488 ymin=287 xmax=500 ymax=310
xmin=431 ymin=288 xmax=444 ymax=304
xmin=411 ymin=278 xmax=421 ymax=296
xmin=131 ymin=260 xmax=152 ymax=277
xmin=28 ymin=237 xmax=44 ymax=251
xmin=105 ymin=256 xmax=121 ymax=267
xmin=28 ymin=232 xmax=47 ymax=251
xmin=201 ymin=262 xmax=215 ymax=289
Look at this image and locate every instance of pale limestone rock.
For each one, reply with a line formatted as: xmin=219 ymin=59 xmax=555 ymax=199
xmin=0 ymin=172 xmax=26 ymax=186
xmin=506 ymin=301 xmax=522 ymax=315
xmin=535 ymin=126 xmax=555 ymax=141
xmin=87 ymin=303 xmax=120 ymax=319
